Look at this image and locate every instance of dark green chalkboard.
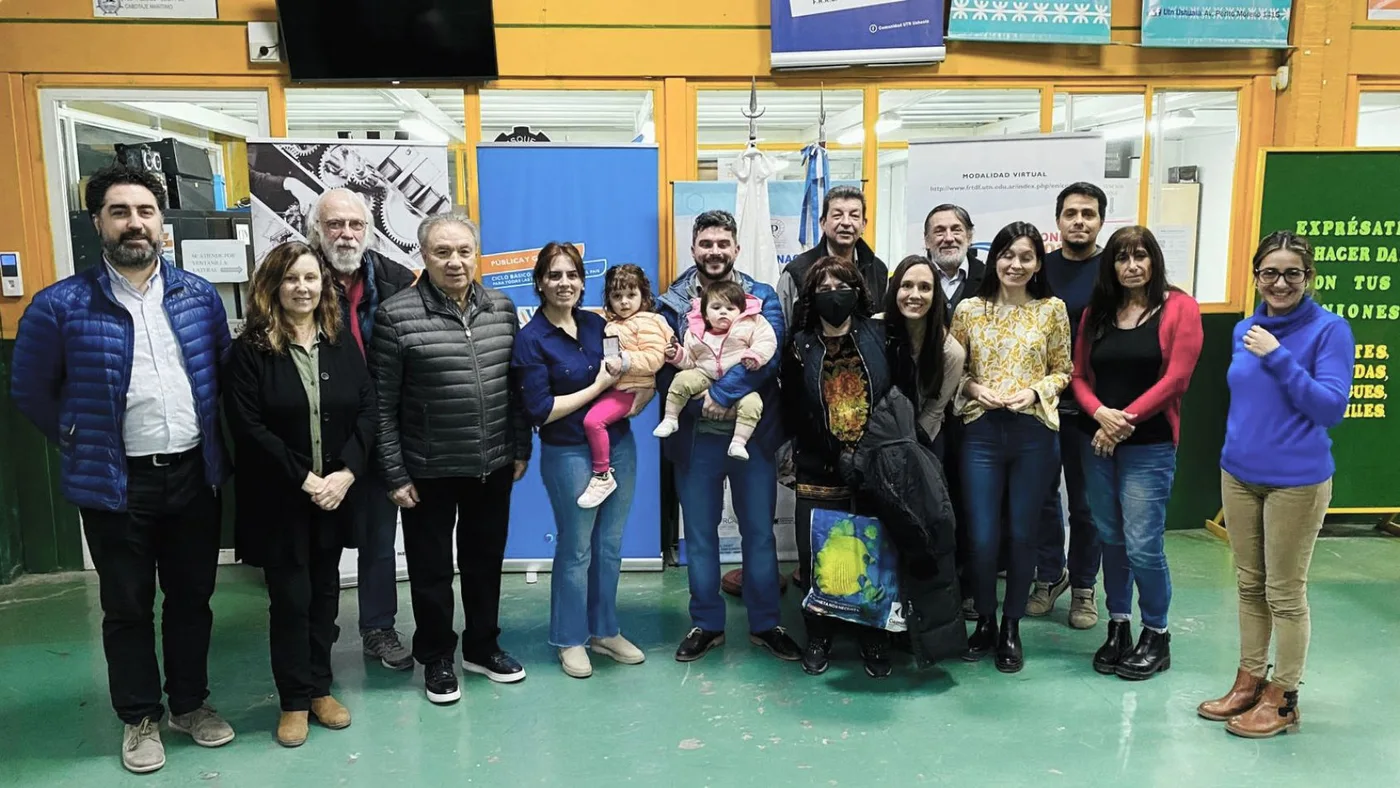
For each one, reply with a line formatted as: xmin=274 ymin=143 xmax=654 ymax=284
xmin=1256 ymin=149 xmax=1400 ymax=512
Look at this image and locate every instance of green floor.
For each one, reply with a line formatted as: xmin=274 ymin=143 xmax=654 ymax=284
xmin=1 ymin=531 xmax=1397 ymax=787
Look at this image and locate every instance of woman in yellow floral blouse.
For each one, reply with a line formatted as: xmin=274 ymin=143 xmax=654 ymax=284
xmin=949 ymin=221 xmax=1072 ymax=674
xmin=779 ymin=256 xmax=895 ymax=679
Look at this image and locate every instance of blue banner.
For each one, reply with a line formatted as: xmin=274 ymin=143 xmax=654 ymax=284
xmin=947 ymin=0 xmax=1111 ymax=43
xmin=476 ymin=144 xmax=662 ymax=566
xmin=1141 ymin=0 xmax=1291 ymax=48
xmin=770 ymin=0 xmax=945 ymax=69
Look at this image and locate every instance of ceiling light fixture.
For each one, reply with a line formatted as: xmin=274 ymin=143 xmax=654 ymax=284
xmin=398 ymin=114 xmax=450 ymax=143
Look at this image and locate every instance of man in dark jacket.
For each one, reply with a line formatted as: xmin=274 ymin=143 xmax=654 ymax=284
xmin=776 ymin=185 xmax=888 ymax=327
xmin=923 ymin=203 xmax=985 ymax=325
xmin=10 ymin=164 xmax=234 ymax=774
xmin=370 ymin=213 xmax=532 ymax=705
xmin=306 ymin=187 xmax=418 ymax=672
xmin=657 ymin=210 xmax=801 ymax=665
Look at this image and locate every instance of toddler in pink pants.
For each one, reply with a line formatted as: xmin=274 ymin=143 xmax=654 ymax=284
xmin=578 ymin=265 xmax=673 ymax=509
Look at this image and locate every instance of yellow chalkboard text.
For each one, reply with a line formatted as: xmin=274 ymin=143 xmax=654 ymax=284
xmin=1353 ymin=275 xmax=1391 ymax=291
xmin=1356 ymin=344 xmax=1390 ymax=360
xmin=1350 ymin=384 xmax=1387 ymax=399
xmin=1380 ymin=247 xmax=1400 ymax=264
xmin=1322 ymin=303 xmax=1400 ymax=320
xmin=1345 ymin=403 xmax=1386 ymax=418
xmin=1296 ymin=219 xmax=1400 ymax=236
xmin=1314 ymin=274 xmax=1337 ymax=290
xmin=1315 ymin=246 xmax=1371 ymax=263
xmin=1355 ymin=363 xmax=1387 ymax=380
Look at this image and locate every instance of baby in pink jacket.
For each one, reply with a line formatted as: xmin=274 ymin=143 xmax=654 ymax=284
xmin=653 ymin=279 xmax=777 ymax=460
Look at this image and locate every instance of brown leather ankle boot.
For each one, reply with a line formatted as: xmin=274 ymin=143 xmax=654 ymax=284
xmin=1225 ymin=684 xmax=1301 ymax=738
xmin=1197 ymin=668 xmax=1268 ymax=721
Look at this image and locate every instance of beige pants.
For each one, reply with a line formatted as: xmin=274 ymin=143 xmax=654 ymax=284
xmin=1220 ymin=470 xmax=1331 ymax=691
xmin=666 ymin=368 xmax=763 ymax=427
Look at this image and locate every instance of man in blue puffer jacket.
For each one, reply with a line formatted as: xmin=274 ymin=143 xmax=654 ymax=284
xmin=656 ymin=210 xmax=801 ymax=666
xmin=10 ymin=164 xmax=233 ymax=774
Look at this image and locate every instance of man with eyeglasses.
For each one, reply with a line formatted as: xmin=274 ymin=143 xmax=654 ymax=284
xmin=924 ymin=204 xmax=984 ymax=325
xmin=305 ymin=188 xmax=418 ymax=672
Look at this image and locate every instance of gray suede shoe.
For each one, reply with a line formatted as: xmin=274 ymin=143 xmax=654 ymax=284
xmin=121 ymin=718 xmax=165 ymax=774
xmin=168 ymin=703 xmax=235 ymax=747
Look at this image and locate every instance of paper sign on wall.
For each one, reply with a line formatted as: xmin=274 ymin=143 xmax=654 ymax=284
xmin=93 ymin=0 xmax=218 ymax=19
xmin=181 ymin=239 xmax=249 ymax=283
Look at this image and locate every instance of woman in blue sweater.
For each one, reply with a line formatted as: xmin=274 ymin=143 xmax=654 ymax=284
xmin=1197 ymin=231 xmax=1354 ymax=739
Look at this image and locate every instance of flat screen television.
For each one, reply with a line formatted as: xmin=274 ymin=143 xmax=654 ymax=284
xmin=276 ymin=0 xmax=499 ymax=83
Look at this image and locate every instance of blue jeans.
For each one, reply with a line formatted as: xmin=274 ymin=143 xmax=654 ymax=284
xmin=677 ymin=432 xmax=781 ymax=633
xmin=1082 ymin=440 xmax=1176 ymax=630
xmin=355 ymin=475 xmax=400 ymax=633
xmin=540 ymin=432 xmax=638 ymax=648
xmin=1037 ymin=420 xmax=1101 ymax=589
xmin=960 ymin=411 xmax=1061 ymax=619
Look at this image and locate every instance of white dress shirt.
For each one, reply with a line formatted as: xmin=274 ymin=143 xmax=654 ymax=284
xmin=936 ymin=256 xmax=970 ymax=302
xmin=105 ymin=260 xmax=202 ymax=456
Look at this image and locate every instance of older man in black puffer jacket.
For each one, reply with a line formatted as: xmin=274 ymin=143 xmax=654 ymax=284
xmin=371 ymin=213 xmax=532 ymax=706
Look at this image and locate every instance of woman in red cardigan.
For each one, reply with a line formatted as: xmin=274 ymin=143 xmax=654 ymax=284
xmin=1071 ymin=225 xmax=1203 ymax=681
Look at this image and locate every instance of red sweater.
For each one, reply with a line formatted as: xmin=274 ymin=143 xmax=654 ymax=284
xmin=1071 ymin=290 xmax=1203 ymax=445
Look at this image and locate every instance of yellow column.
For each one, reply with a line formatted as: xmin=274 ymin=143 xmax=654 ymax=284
xmin=662 ymin=77 xmax=693 ymax=284
xmin=1273 ymin=0 xmax=1353 ymax=147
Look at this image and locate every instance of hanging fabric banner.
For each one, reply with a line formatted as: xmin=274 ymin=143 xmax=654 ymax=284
xmin=476 ymin=144 xmax=663 ymax=570
xmin=1140 ymin=0 xmax=1291 ymax=48
xmin=770 ymin=0 xmax=946 ymax=69
xmin=947 ymin=0 xmax=1111 ymax=43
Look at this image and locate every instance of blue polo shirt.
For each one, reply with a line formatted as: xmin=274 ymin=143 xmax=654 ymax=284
xmin=511 ymin=307 xmax=631 ymax=447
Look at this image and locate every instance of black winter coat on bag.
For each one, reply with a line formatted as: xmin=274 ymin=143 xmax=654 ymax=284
xmin=370 ymin=280 xmax=532 ymax=488
xmin=840 ymin=387 xmax=966 ymax=664
xmin=224 ymin=330 xmax=375 ymax=568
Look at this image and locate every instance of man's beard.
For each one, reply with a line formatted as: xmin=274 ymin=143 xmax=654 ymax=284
xmin=322 ymin=240 xmax=363 ymax=274
xmin=929 ymin=245 xmax=966 ymax=270
xmin=696 ymin=254 xmax=734 ymax=281
xmin=103 ymin=230 xmax=158 ymax=269
xmin=1061 ymin=236 xmax=1096 ymax=256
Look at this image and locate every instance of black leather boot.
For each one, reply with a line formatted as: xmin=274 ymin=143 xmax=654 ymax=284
xmin=962 ymin=615 xmax=997 ymax=662
xmin=1115 ymin=629 xmax=1171 ymax=681
xmin=995 ymin=617 xmax=1023 ymax=674
xmin=1093 ymin=620 xmax=1135 ymax=675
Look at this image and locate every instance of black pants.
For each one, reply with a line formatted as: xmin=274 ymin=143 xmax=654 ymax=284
xmin=794 ymin=494 xmax=889 ymax=649
xmin=265 ymin=544 xmax=343 ymax=711
xmin=400 ymin=468 xmax=513 ymax=665
xmin=80 ymin=450 xmax=221 ymax=725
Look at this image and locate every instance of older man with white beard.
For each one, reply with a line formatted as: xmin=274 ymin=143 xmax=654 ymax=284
xmin=305 ymin=188 xmax=418 ymax=671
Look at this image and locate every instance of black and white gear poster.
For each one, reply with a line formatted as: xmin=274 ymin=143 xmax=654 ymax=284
xmin=246 ymin=139 xmax=452 ymax=270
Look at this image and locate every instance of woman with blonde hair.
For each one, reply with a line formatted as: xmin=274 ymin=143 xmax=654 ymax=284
xmin=225 ymin=241 xmax=375 ymax=747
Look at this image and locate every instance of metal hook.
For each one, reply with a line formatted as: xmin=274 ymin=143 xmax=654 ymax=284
xmin=740 ymin=77 xmax=765 ymax=143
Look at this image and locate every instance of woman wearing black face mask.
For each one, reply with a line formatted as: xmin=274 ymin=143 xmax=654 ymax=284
xmin=780 ymin=256 xmax=894 ymax=678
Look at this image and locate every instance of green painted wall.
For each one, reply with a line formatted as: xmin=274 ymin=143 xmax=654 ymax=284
xmin=1165 ymin=312 xmax=1240 ymax=530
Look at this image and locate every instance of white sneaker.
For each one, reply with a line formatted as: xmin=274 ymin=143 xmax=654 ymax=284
xmin=727 ymin=441 xmax=750 ymax=460
xmin=576 ymin=471 xmax=617 ymax=509
xmin=122 ymin=718 xmax=165 ymax=774
xmin=590 ymin=634 xmax=646 ymax=665
xmin=559 ymin=646 xmax=593 ymax=678
xmin=652 ymin=418 xmax=679 ymax=438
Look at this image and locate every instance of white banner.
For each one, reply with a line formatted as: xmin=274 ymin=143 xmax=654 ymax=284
xmin=93 ymin=0 xmax=218 ymax=19
xmin=904 ymin=133 xmax=1107 ymax=257
xmin=788 ymin=0 xmax=903 ymax=17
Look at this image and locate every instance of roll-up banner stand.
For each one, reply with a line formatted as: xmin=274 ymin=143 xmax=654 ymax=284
xmin=903 ymin=133 xmax=1108 ymax=257
xmin=770 ymin=0 xmax=946 ymax=69
xmin=477 ymin=144 xmax=664 ymax=571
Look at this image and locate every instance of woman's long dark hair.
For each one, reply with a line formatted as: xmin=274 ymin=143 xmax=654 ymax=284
xmin=244 ymin=241 xmax=341 ymax=354
xmin=794 ymin=255 xmax=874 ymax=333
xmin=1086 ymin=225 xmax=1176 ymax=340
xmin=975 ymin=221 xmax=1051 ymax=303
xmin=884 ymin=255 xmax=947 ymax=403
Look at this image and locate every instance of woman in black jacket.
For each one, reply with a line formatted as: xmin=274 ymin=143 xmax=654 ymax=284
xmin=225 ymin=241 xmax=375 ymax=748
xmin=780 ymin=256 xmax=893 ymax=678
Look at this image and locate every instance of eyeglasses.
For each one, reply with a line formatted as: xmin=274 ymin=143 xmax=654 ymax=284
xmin=321 ymin=219 xmax=367 ymax=232
xmin=1254 ymin=268 xmax=1309 ymax=285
